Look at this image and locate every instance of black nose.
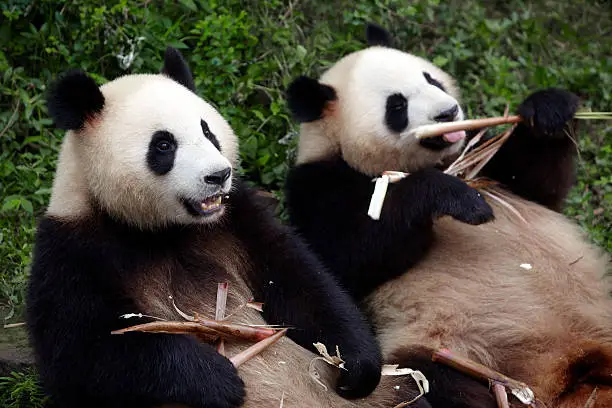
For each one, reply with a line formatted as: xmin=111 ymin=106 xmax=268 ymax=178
xmin=434 ymin=105 xmax=458 ymax=122
xmin=205 ymin=167 xmax=231 ymax=185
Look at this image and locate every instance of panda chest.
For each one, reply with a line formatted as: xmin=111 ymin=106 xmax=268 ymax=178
xmin=126 ymin=232 xmax=253 ymax=322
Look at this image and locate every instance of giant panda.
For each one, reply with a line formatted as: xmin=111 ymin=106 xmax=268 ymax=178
xmin=25 ymin=46 xmax=429 ymax=408
xmin=284 ymin=23 xmax=612 ymax=408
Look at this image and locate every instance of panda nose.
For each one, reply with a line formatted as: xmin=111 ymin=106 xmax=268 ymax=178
xmin=434 ymin=105 xmax=458 ymax=122
xmin=205 ymin=167 xmax=232 ymax=185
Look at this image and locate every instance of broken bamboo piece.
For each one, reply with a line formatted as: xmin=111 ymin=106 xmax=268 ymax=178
xmin=493 ymin=382 xmax=510 ymax=408
xmin=215 ymin=282 xmax=229 ymax=356
xmin=111 ymin=321 xmax=219 ymax=339
xmin=432 ymin=349 xmax=535 ymax=405
xmin=193 ymin=314 xmax=277 ymax=342
xmin=230 ymin=328 xmax=288 ymax=367
xmin=112 ymin=316 xmax=278 ymax=342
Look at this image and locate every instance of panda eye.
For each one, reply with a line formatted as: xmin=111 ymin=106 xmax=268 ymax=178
xmin=156 ymin=140 xmax=173 ymax=152
xmin=390 ymin=100 xmax=407 ymax=110
xmin=385 ymin=93 xmax=409 ymax=133
xmin=387 ymin=93 xmax=407 ymax=111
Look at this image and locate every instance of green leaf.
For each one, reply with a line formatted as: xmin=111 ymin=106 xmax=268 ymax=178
xmin=179 ymin=0 xmax=198 ymax=11
xmin=21 ymin=199 xmax=33 ymax=214
xmin=433 ymin=56 xmax=449 ymax=68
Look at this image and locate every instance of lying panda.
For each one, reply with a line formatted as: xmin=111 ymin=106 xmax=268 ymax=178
xmin=284 ymin=23 xmax=612 ymax=408
xmin=25 ymin=46 xmax=425 ymax=408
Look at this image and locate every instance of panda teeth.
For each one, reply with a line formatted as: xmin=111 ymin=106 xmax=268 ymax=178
xmin=201 ymin=195 xmax=223 ymax=212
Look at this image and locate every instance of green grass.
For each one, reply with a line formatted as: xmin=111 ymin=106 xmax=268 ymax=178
xmin=0 ymin=370 xmax=49 ymax=408
xmin=0 ymin=0 xmax=610 ymax=404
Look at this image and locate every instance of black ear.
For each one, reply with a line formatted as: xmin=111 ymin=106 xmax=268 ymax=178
xmin=366 ymin=23 xmax=392 ymax=47
xmin=46 ymin=69 xmax=105 ymax=130
xmin=161 ymin=46 xmax=196 ymax=92
xmin=286 ymin=76 xmax=337 ymax=123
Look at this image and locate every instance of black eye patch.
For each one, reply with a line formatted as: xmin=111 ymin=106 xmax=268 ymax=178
xmin=147 ymin=130 xmax=177 ymax=175
xmin=423 ymin=72 xmax=446 ymax=92
xmin=201 ymin=119 xmax=221 ymax=151
xmin=385 ymin=93 xmax=408 ymax=133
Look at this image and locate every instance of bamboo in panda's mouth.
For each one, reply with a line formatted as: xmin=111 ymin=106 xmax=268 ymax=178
xmin=411 ymin=115 xmax=523 ymax=140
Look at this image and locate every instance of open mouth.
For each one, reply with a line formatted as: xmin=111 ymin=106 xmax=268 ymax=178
xmin=182 ymin=194 xmax=228 ymax=217
xmin=419 ymin=130 xmax=466 ymax=151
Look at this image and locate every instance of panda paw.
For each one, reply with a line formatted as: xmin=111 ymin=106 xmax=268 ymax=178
xmin=517 ymin=88 xmax=580 ymax=139
xmin=438 ymin=178 xmax=495 ymax=225
xmin=336 ymin=354 xmax=382 ymax=399
xmin=195 ymin=352 xmax=246 ymax=408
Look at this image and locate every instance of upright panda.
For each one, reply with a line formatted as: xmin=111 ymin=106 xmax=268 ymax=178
xmin=285 ymin=24 xmax=612 ymax=408
xmin=25 ymin=46 xmax=428 ymax=408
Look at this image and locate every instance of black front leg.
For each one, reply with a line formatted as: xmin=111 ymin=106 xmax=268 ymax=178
xmin=32 ymin=313 xmax=246 ymax=408
xmin=285 ymin=160 xmax=493 ymax=300
xmin=229 ymin=181 xmax=383 ymax=399
xmin=86 ymin=333 xmax=245 ymax=408
xmin=27 ymin=220 xmax=246 ymax=408
xmin=480 ymin=88 xmax=580 ymax=211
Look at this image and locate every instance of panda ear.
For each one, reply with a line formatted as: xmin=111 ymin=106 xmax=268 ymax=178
xmin=366 ymin=23 xmax=392 ymax=47
xmin=161 ymin=46 xmax=196 ymax=92
xmin=46 ymin=69 xmax=105 ymax=130
xmin=286 ymin=76 xmax=337 ymax=123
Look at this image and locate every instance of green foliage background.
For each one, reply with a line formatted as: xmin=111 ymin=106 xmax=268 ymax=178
xmin=0 ymin=0 xmax=610 ymax=405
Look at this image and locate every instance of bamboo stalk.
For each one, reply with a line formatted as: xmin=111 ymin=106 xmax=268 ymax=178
xmin=432 ymin=349 xmax=534 ymax=404
xmin=584 ymin=387 xmax=598 ymax=408
xmin=112 ymin=318 xmax=278 ymax=342
xmin=215 ymin=282 xmax=229 ymax=356
xmin=3 ymin=322 xmax=25 ymax=329
xmin=445 ymin=125 xmax=515 ymax=179
xmin=575 ymin=112 xmax=612 ymax=119
xmin=111 ymin=321 xmax=220 ymax=337
xmin=444 ymin=129 xmax=503 ymax=176
xmin=230 ymin=328 xmax=288 ymax=367
xmin=465 ymin=125 xmax=516 ymax=180
xmin=410 ymin=115 xmax=522 ymax=139
xmin=493 ymin=383 xmax=510 ymax=408
xmin=193 ymin=314 xmax=278 ymax=342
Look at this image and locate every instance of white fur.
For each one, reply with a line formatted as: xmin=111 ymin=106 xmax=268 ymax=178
xmin=297 ymin=46 xmax=464 ymax=176
xmin=47 ymin=74 xmax=239 ymax=229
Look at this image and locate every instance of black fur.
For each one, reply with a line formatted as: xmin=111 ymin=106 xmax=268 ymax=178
xmin=478 ymin=88 xmax=580 ymax=211
xmin=285 ymin=158 xmax=493 ymax=300
xmin=385 ymin=93 xmax=409 ymax=133
xmin=205 ymin=168 xmax=231 ymax=185
xmin=366 ymin=23 xmax=393 ymax=47
xmin=388 ymin=347 xmax=497 ymax=408
xmin=161 ymin=46 xmax=196 ymax=92
xmin=419 ymin=135 xmax=454 ymax=151
xmin=201 ymin=119 xmax=221 ymax=151
xmin=147 ymin=130 xmax=177 ymax=175
xmin=227 ymin=181 xmax=382 ymax=399
xmin=434 ymin=105 xmax=458 ymax=123
xmin=286 ymin=75 xmax=337 ymax=123
xmin=423 ymin=72 xmax=446 ymax=93
xmin=46 ymin=70 xmax=105 ymax=130
xmin=26 ymin=179 xmax=384 ymax=407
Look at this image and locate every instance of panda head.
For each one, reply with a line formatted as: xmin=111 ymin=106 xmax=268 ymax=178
xmin=46 ymin=47 xmax=238 ymax=229
xmin=287 ymin=23 xmax=465 ymax=176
